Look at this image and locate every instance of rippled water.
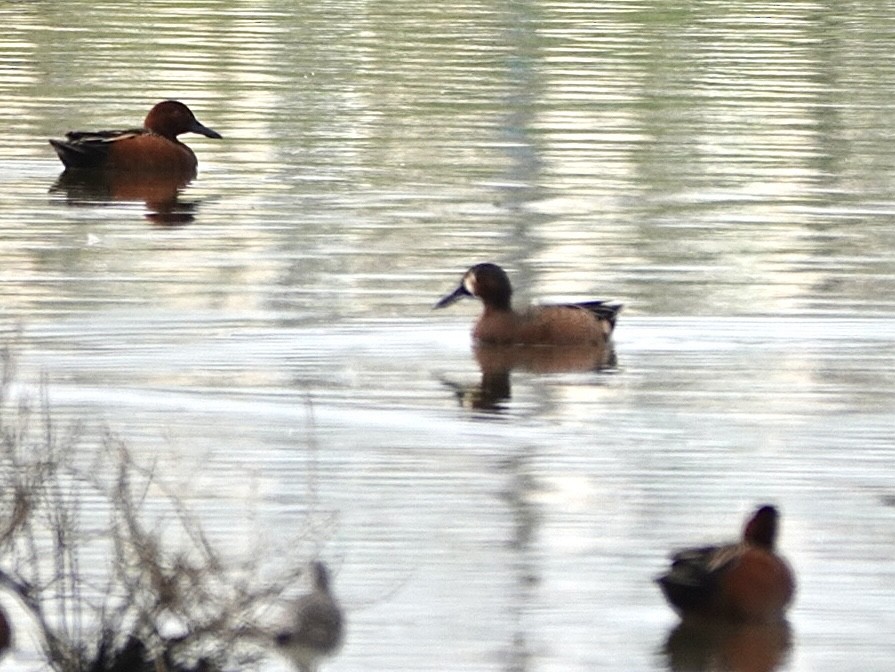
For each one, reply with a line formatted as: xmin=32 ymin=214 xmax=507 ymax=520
xmin=1 ymin=1 xmax=894 ymax=671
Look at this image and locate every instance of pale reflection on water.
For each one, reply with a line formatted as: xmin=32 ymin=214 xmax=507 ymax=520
xmin=2 ymin=0 xmax=895 ymax=671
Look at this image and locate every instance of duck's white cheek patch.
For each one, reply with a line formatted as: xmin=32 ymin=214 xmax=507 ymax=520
xmin=463 ymin=275 xmax=476 ymax=295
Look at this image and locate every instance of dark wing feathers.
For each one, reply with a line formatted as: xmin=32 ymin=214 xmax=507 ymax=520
xmin=568 ymin=300 xmax=623 ymax=330
xmin=657 ymin=543 xmax=742 ymax=613
xmin=49 ymin=129 xmax=146 ymax=169
xmin=64 ymin=128 xmax=146 ymax=142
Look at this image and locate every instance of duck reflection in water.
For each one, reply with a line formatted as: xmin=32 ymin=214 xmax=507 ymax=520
xmin=443 ymin=343 xmax=618 ymax=411
xmin=662 ymin=619 xmax=792 ymax=672
xmin=50 ymin=169 xmax=200 ymax=226
xmin=657 ymin=505 xmax=796 ymax=672
xmin=435 ymin=263 xmax=621 ymax=410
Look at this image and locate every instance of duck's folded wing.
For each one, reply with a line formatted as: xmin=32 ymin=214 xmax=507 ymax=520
xmin=50 ymin=129 xmax=146 ymax=169
xmin=657 ymin=543 xmax=743 ymax=611
xmin=571 ymin=300 xmax=623 ymax=328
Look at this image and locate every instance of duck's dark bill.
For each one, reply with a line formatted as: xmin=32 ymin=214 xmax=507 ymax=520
xmin=434 ymin=283 xmax=471 ymax=309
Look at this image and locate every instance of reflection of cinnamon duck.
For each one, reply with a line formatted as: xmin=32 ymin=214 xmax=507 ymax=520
xmin=435 ymin=263 xmax=621 ymax=346
xmin=49 ymin=100 xmax=221 ymax=175
xmin=50 ymin=170 xmax=199 ymax=226
xmin=657 ymin=505 xmax=796 ymax=624
xmin=663 ymin=619 xmax=792 ymax=672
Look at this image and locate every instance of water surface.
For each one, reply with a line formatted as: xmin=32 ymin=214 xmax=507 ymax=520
xmin=1 ymin=1 xmax=894 ymax=671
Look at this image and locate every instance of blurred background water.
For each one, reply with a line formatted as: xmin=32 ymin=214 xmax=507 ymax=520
xmin=1 ymin=1 xmax=894 ymax=671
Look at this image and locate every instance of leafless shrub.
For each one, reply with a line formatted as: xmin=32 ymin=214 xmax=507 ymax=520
xmin=0 ymin=349 xmax=321 ymax=672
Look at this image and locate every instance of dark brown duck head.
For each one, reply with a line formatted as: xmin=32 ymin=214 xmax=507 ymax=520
xmin=144 ymin=100 xmax=222 ymax=141
xmin=434 ymin=262 xmax=513 ymax=311
xmin=743 ymin=504 xmax=780 ymax=550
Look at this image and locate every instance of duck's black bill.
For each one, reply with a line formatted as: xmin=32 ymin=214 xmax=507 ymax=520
xmin=434 ymin=284 xmax=471 ymax=309
xmin=190 ymin=119 xmax=223 ymax=139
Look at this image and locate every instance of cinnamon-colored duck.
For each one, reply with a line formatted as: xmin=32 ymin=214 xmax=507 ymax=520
xmin=49 ymin=100 xmax=221 ymax=174
xmin=657 ymin=504 xmax=796 ymax=624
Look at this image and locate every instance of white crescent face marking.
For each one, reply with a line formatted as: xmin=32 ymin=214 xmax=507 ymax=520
xmin=463 ymin=273 xmax=477 ymax=295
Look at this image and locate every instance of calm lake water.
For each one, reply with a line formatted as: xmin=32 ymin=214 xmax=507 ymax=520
xmin=1 ymin=1 xmax=894 ymax=671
